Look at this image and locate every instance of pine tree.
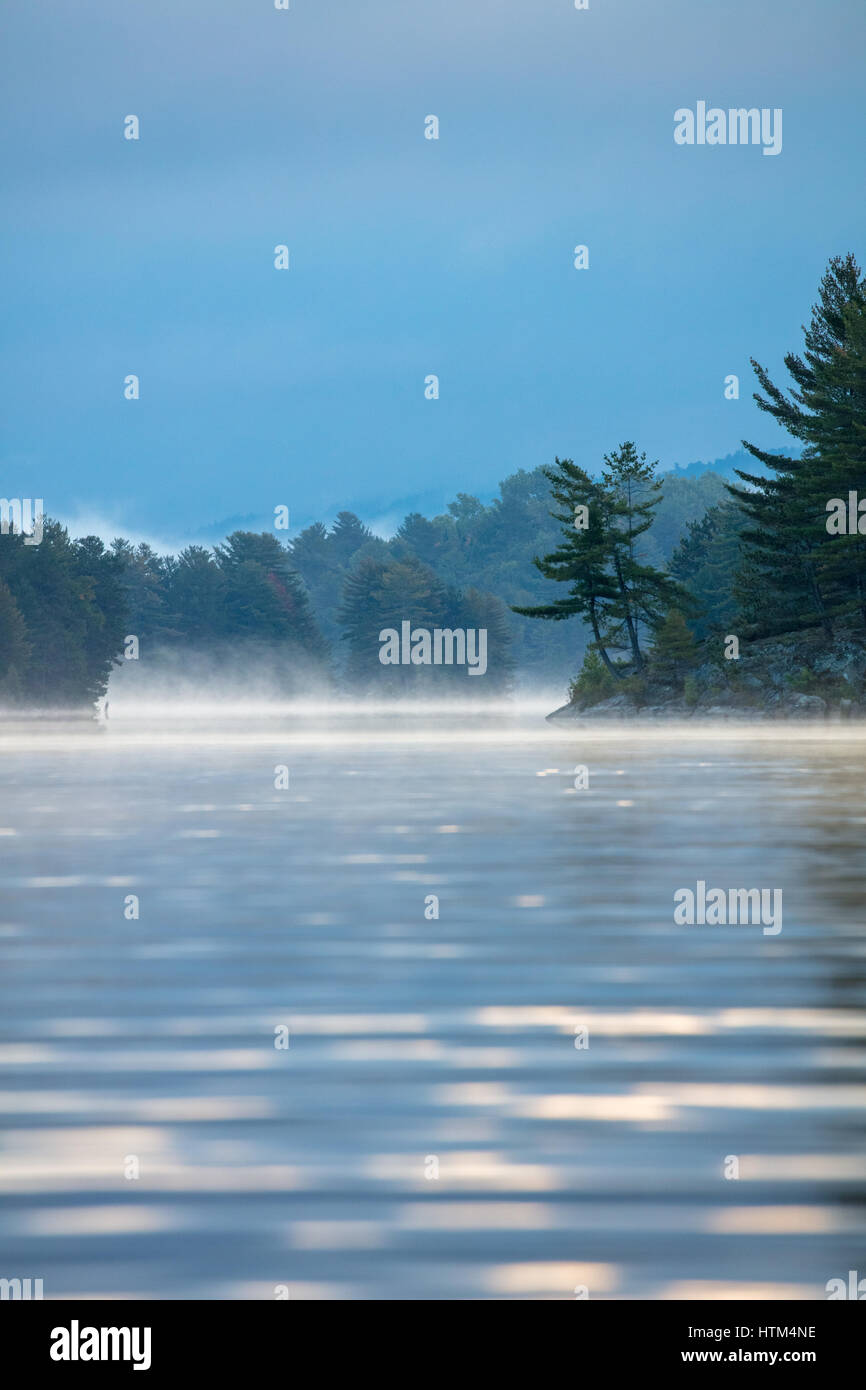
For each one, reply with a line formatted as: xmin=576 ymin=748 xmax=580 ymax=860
xmin=163 ymin=546 xmax=228 ymax=641
xmin=0 ymin=523 xmax=128 ymax=706
xmin=289 ymin=521 xmax=354 ymax=647
xmin=728 ymin=254 xmax=866 ymax=637
xmin=110 ymin=540 xmax=170 ymax=641
xmin=329 ymin=512 xmax=373 ymax=568
xmin=512 ymin=457 xmax=623 ymax=676
xmin=338 ymin=554 xmax=511 ymax=691
xmin=73 ymin=535 xmax=129 ymax=699
xmin=289 ymin=522 xmax=332 ymax=591
xmin=458 ymin=587 xmax=515 ymax=692
xmin=648 ymin=609 xmax=700 ymax=684
xmin=600 ymin=442 xmax=687 ymax=669
xmin=339 ymin=553 xmax=448 ymax=688
xmin=214 ymin=531 xmax=328 ymax=658
xmin=513 ymin=449 xmax=690 ymax=677
xmin=568 ymin=645 xmax=616 ymax=706
xmin=812 ymin=297 xmax=866 ymax=629
xmin=669 ymin=502 xmax=746 ymax=640
xmin=394 ymin=513 xmax=442 ymax=568
xmin=0 ymin=575 xmax=30 ymax=699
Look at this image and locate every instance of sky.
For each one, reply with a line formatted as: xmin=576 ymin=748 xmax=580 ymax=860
xmin=1 ymin=0 xmax=864 ymax=548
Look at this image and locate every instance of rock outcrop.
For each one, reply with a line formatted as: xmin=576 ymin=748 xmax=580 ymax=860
xmin=549 ymin=630 xmax=866 ymax=723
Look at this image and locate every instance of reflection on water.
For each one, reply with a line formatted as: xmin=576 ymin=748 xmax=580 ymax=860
xmin=1 ymin=702 xmax=865 ymax=1299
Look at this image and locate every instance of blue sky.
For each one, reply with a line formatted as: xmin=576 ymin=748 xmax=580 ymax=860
xmin=2 ymin=0 xmax=864 ymax=547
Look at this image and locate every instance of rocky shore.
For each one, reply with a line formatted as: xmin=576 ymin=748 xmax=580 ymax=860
xmin=548 ymin=631 xmax=866 ymax=723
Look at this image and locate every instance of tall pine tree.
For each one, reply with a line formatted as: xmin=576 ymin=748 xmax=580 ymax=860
xmin=513 ymin=448 xmax=689 ymax=677
xmin=728 ymin=254 xmax=866 ymax=637
xmin=600 ymin=442 xmax=686 ymax=670
xmin=512 ymin=458 xmax=622 ymax=676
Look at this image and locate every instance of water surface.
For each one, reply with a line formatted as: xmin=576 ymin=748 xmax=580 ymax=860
xmin=1 ymin=703 xmax=864 ymax=1299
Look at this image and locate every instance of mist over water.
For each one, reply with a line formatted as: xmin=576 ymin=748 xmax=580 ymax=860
xmin=1 ymin=694 xmax=865 ymax=1299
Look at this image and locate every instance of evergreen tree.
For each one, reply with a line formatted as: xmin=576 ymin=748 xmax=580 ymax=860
xmin=214 ymin=531 xmax=327 ymax=657
xmin=0 ymin=522 xmax=128 ymax=706
xmin=329 ymin=511 xmax=373 ymax=568
xmin=337 ymin=555 xmax=390 ymax=683
xmin=290 ymin=521 xmax=331 ymax=578
xmin=669 ymin=502 xmax=746 ymax=640
xmin=290 ymin=516 xmax=390 ymax=654
xmin=339 ymin=554 xmax=448 ymax=687
xmin=163 ymin=546 xmax=227 ymax=641
xmin=455 ymin=586 xmax=515 ymax=693
xmin=394 ymin=512 xmax=442 ymax=568
xmin=648 ymin=609 xmax=700 ymax=685
xmin=0 ymin=575 xmax=30 ymax=700
xmin=728 ymin=254 xmax=866 ymax=637
xmin=338 ymin=554 xmax=512 ymax=691
xmin=73 ymin=535 xmax=129 ymax=699
xmin=110 ymin=540 xmax=171 ymax=641
xmin=289 ymin=521 xmax=349 ymax=648
xmin=512 ymin=458 xmax=622 ymax=676
xmin=812 ymin=297 xmax=866 ymax=628
xmin=648 ymin=471 xmax=729 ymax=560
xmin=513 ymin=449 xmax=689 ymax=677
xmin=568 ymin=646 xmax=616 ymax=707
xmin=600 ymin=442 xmax=687 ymax=669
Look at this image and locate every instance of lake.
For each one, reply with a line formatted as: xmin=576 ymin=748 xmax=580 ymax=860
xmin=1 ymin=701 xmax=864 ymax=1299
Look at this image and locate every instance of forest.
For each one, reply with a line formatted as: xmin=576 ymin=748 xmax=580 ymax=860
xmin=1 ymin=254 xmax=863 ymax=709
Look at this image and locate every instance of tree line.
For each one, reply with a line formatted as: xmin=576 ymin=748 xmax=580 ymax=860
xmin=0 ymin=519 xmax=516 ymax=705
xmin=4 ymin=253 xmax=859 ymax=708
xmin=515 ymin=253 xmax=866 ymax=703
xmin=0 ymin=463 xmax=723 ymax=709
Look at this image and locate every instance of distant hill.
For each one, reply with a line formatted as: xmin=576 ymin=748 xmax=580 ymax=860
xmin=659 ymin=448 xmax=779 ymax=481
xmin=168 ymin=450 xmax=783 ymax=550
xmin=182 ymin=488 xmax=461 ymax=546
